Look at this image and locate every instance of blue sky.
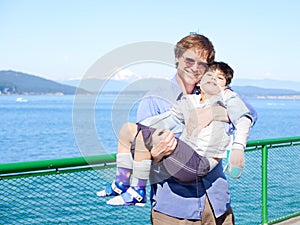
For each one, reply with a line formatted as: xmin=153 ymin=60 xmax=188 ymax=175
xmin=1 ymin=0 xmax=300 ymax=81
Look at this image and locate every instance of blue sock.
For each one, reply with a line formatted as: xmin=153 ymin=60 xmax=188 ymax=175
xmin=131 ymin=177 xmax=147 ymax=189
xmin=116 ymin=167 xmax=131 ymax=185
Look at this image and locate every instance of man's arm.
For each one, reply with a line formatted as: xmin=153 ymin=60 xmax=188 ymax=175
xmin=136 ymin=94 xmax=178 ymax=163
xmin=139 ymin=99 xmax=184 ymax=163
xmin=136 ymin=95 xmax=173 ymax=123
xmin=140 ymin=110 xmax=184 ymax=135
xmin=186 ymin=105 xmax=229 ymax=136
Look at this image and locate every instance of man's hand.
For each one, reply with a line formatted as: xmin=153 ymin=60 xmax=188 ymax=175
xmin=151 ymin=129 xmax=177 ymax=163
xmin=211 ymin=105 xmax=229 ymax=122
xmin=186 ymin=108 xmax=213 ymax=137
xmin=186 ymin=105 xmax=229 ymax=137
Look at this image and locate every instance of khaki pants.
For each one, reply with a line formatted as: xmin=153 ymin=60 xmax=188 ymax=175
xmin=151 ymin=197 xmax=234 ymax=225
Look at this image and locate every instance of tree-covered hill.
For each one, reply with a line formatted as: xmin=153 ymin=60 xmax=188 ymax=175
xmin=0 ymin=70 xmax=88 ymax=95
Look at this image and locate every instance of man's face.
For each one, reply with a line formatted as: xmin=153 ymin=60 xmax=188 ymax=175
xmin=199 ymin=70 xmax=227 ymax=95
xmin=176 ymin=49 xmax=208 ymax=87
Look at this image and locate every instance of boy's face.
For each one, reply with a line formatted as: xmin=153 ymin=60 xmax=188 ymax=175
xmin=199 ymin=70 xmax=227 ymax=95
xmin=176 ymin=49 xmax=208 ymax=88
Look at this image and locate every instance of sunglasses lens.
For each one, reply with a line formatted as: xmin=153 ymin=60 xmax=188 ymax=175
xmin=183 ymin=56 xmax=208 ymax=74
xmin=198 ymin=62 xmax=208 ymax=74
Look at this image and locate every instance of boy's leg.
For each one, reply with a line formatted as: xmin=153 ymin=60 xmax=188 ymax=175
xmin=118 ymin=122 xmax=138 ymax=153
xmin=107 ymin=129 xmax=152 ymax=206
xmin=162 ymin=139 xmax=211 ymax=183
xmin=115 ymin=122 xmax=139 ymax=186
xmin=97 ymin=122 xmax=137 ymax=197
xmin=131 ymin=130 xmax=152 ymax=190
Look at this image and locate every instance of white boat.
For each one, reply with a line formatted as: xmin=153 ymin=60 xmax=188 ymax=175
xmin=16 ymin=97 xmax=28 ymax=102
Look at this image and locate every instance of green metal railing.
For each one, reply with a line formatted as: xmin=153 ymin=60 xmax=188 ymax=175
xmin=245 ymin=136 xmax=300 ymax=224
xmin=0 ymin=154 xmax=116 ymax=178
xmin=1 ymin=136 xmax=300 ymax=225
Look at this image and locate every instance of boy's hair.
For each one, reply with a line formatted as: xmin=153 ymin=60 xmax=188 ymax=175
xmin=209 ymin=61 xmax=234 ymax=86
xmin=175 ymin=34 xmax=215 ymax=67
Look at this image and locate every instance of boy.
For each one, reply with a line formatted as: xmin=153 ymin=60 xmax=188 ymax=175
xmin=97 ymin=62 xmax=255 ymax=206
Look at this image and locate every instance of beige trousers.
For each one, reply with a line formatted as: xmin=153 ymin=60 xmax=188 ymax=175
xmin=151 ymin=197 xmax=234 ymax=225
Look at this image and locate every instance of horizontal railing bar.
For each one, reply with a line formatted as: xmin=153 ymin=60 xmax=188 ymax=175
xmin=0 ymin=163 xmax=116 ymax=180
xmin=246 ymin=136 xmax=300 ymax=147
xmin=268 ymin=211 xmax=300 ymax=225
xmin=0 ymin=154 xmax=116 ymax=175
xmin=1 ymin=136 xmax=300 ymax=176
xmin=245 ymin=142 xmax=300 ymax=153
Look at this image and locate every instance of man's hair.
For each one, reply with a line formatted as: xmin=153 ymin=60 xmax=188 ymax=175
xmin=174 ymin=34 xmax=215 ymax=67
xmin=209 ymin=61 xmax=234 ymax=86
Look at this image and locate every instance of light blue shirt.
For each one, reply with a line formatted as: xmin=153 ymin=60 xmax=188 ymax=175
xmin=136 ymin=76 xmax=234 ymax=219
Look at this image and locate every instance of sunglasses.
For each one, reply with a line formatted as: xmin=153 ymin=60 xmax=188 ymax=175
xmin=182 ymin=56 xmax=208 ymax=72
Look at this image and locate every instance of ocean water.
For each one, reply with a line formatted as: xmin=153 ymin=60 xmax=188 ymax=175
xmin=1 ymin=95 xmax=300 ymax=225
xmin=1 ymin=95 xmax=300 ymax=164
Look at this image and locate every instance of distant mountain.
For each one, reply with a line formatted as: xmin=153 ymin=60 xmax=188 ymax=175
xmin=231 ymin=78 xmax=300 ymax=92
xmin=1 ymin=70 xmax=299 ymax=97
xmin=0 ymin=70 xmax=89 ymax=95
xmin=231 ymin=85 xmax=300 ymax=98
xmin=62 ymin=78 xmax=300 ymax=98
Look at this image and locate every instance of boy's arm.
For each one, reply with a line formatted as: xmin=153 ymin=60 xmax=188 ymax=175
xmin=198 ymin=91 xmax=257 ymax=128
xmin=211 ymin=105 xmax=230 ymax=122
xmin=229 ymin=116 xmax=252 ymax=169
xmin=224 ymin=90 xmax=256 ymax=127
xmin=224 ymin=90 xmax=256 ymax=178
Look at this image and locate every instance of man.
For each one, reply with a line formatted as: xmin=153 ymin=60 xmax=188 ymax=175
xmin=136 ymin=34 xmax=237 ymax=224
xmin=98 ymin=33 xmax=256 ymax=223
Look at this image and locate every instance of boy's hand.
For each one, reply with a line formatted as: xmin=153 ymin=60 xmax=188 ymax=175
xmin=229 ymin=148 xmax=245 ymax=168
xmin=151 ymin=129 xmax=177 ymax=163
xmin=228 ymin=148 xmax=245 ymax=179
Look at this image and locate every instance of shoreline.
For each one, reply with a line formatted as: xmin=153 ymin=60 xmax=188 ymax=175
xmin=2 ymin=93 xmax=300 ymax=99
xmin=257 ymin=95 xmax=300 ymax=99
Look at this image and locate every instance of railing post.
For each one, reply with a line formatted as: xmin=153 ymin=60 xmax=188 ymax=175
xmin=262 ymin=145 xmax=268 ymax=224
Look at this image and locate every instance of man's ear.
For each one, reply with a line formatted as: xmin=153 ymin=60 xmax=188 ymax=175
xmin=175 ymin=57 xmax=179 ymax=68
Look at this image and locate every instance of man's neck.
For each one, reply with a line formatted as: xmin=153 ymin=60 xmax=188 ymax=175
xmin=175 ymin=74 xmax=195 ymax=94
